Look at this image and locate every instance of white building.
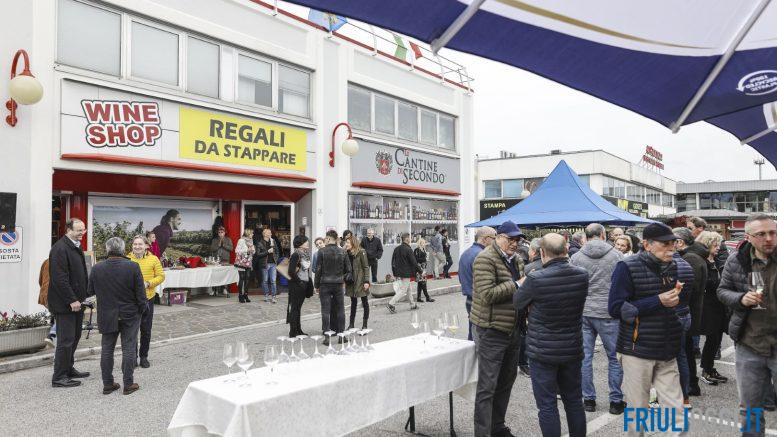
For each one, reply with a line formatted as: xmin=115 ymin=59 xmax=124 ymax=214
xmin=477 ymin=149 xmax=677 ymax=221
xmin=0 ymin=0 xmax=475 ymax=314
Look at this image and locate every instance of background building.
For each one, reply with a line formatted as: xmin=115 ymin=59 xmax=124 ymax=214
xmin=477 ymin=149 xmax=677 ymax=221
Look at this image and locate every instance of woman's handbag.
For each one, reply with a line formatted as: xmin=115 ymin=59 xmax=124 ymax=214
xmin=234 ymin=253 xmax=252 ymax=269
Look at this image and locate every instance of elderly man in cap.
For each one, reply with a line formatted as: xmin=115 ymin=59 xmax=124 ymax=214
xmin=471 ymin=220 xmax=525 ymax=437
xmin=609 ymin=223 xmax=694 ymax=436
xmin=458 ymin=226 xmax=497 ymax=340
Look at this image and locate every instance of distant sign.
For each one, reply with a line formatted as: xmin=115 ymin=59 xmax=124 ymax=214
xmin=479 ymin=199 xmax=521 ymax=220
xmin=603 ymin=196 xmax=648 ymax=218
xmin=641 ymin=145 xmax=664 ymax=170
xmin=0 ymin=226 xmax=22 ymax=263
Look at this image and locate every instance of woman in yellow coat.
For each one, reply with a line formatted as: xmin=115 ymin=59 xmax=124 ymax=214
xmin=128 ymin=235 xmax=165 ymax=368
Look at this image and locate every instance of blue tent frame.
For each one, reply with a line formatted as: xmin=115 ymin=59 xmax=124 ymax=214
xmin=467 ymin=160 xmax=656 ymax=228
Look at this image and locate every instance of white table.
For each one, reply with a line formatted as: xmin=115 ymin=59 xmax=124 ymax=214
xmin=167 ymin=335 xmax=478 ymax=436
xmin=157 ymin=266 xmax=240 ymax=302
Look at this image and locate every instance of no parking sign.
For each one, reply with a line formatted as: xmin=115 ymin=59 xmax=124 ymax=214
xmin=0 ymin=227 xmax=22 ymax=263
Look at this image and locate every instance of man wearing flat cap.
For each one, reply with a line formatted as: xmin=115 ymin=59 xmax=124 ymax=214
xmin=470 ymin=220 xmax=525 ymax=437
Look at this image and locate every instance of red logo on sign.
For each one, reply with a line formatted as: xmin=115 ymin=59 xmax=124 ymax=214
xmin=375 ymin=150 xmax=393 ymax=176
xmin=81 ymin=100 xmax=162 ymax=148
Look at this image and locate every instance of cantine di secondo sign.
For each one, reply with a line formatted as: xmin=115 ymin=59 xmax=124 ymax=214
xmin=178 ymin=107 xmax=307 ymax=172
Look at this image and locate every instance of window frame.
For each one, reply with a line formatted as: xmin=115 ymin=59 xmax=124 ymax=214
xmin=127 ymin=16 xmax=184 ymax=90
xmin=277 ymin=63 xmax=312 ymax=118
xmin=484 ymin=180 xmax=502 ymax=199
xmin=234 ymin=50 xmax=276 ymax=110
xmin=185 ymin=35 xmax=221 ymax=99
xmin=56 ymin=0 xmax=123 ymax=78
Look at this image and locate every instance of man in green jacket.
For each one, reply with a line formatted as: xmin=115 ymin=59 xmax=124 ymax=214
xmin=471 ymin=220 xmax=525 ymax=437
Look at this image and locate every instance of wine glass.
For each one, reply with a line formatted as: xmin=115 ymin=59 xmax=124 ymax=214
xmin=288 ymin=336 xmax=300 ymax=362
xmin=447 ymin=314 xmax=460 ymax=339
xmin=356 ymin=330 xmax=368 ymax=353
xmin=410 ymin=311 xmax=420 ymax=337
xmin=432 ymin=318 xmax=445 ymax=348
xmin=277 ymin=336 xmax=290 ymax=364
xmin=324 ymin=331 xmax=337 ymax=356
xmin=364 ymin=328 xmax=375 ymax=351
xmin=347 ymin=328 xmax=360 ymax=353
xmin=750 ymin=271 xmax=767 ymax=310
xmin=337 ymin=333 xmax=349 ymax=355
xmin=297 ymin=335 xmax=310 ymax=360
xmin=263 ymin=345 xmax=279 ymax=385
xmin=442 ymin=313 xmax=450 ymax=338
xmin=223 ymin=343 xmax=237 ymax=383
xmin=311 ymin=335 xmax=324 ymax=359
xmin=420 ymin=321 xmax=430 ymax=352
xmin=236 ymin=343 xmax=254 ymax=387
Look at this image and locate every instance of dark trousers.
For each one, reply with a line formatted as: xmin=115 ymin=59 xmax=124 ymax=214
xmin=443 ymin=255 xmax=453 ymax=277
xmin=465 ymin=296 xmax=473 ymax=341
xmin=349 ymin=296 xmax=369 ymax=328
xmin=101 ymin=317 xmax=140 ymax=386
xmin=319 ymin=284 xmax=345 ymax=334
xmin=288 ymin=287 xmax=305 ymax=337
xmin=701 ymin=329 xmax=724 ymax=370
xmin=138 ymin=300 xmax=154 ymax=359
xmin=238 ymin=270 xmax=250 ymax=296
xmin=473 ymin=325 xmax=520 ymax=437
xmin=518 ymin=333 xmax=529 ymax=367
xmin=685 ymin=331 xmax=698 ymax=389
xmin=368 ymin=258 xmax=378 ymax=283
xmin=416 ymin=281 xmax=430 ymax=301
xmin=52 ymin=311 xmax=84 ymax=382
xmin=530 ymin=360 xmax=587 ymax=437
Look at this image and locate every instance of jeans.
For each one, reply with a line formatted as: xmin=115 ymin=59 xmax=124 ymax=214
xmin=138 ymin=300 xmax=154 ymax=359
xmin=368 ymin=258 xmax=378 ymax=283
xmin=101 ymin=317 xmax=140 ymax=386
xmin=676 ymin=313 xmax=691 ymax=398
xmin=263 ymin=263 xmax=277 ymax=299
xmin=52 ymin=311 xmax=84 ymax=382
xmin=736 ymin=344 xmax=777 ymax=437
xmin=319 ymin=284 xmax=345 ymax=334
xmin=530 ymin=359 xmax=587 ymax=437
xmin=581 ymin=316 xmax=623 ymax=403
xmin=473 ymin=325 xmax=520 ymax=437
xmin=443 ymin=254 xmax=453 ymax=277
xmin=349 ymin=296 xmax=369 ymax=328
xmin=465 ymin=296 xmax=473 ymax=341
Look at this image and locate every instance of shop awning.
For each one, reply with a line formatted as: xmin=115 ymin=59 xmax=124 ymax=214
xmin=466 ymin=160 xmax=656 ymax=228
xmin=285 ymin=1 xmax=777 ymax=166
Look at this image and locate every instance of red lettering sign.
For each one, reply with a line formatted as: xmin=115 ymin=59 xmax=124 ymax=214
xmin=81 ymin=100 xmax=162 ymax=148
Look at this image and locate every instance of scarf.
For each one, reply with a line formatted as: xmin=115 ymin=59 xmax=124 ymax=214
xmin=296 ymin=248 xmax=311 ymax=282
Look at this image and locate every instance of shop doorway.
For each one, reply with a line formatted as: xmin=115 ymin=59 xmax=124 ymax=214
xmin=243 ymin=202 xmax=293 ymax=259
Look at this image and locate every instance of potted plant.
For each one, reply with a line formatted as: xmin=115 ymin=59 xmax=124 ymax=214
xmin=0 ymin=311 xmax=51 ymax=355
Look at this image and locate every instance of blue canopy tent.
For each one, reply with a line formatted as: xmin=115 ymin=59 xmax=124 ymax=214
xmin=283 ymin=1 xmax=777 ymax=166
xmin=467 ymin=160 xmax=655 ymax=228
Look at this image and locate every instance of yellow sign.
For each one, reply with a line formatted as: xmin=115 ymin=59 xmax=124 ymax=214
xmin=179 ymin=107 xmax=307 ymax=171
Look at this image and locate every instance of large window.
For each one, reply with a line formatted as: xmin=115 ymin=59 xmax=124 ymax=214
xmin=237 ymin=55 xmax=272 ymax=107
xmin=502 ymin=179 xmax=524 ymax=198
xmin=484 ymin=181 xmax=502 ymax=198
xmin=662 ymin=193 xmax=675 ymax=208
xmin=676 ymin=194 xmax=697 ymax=212
xmin=278 ymin=65 xmax=310 ymax=117
xmin=57 ymin=0 xmax=121 ymax=76
xmin=131 ymin=22 xmax=179 ymax=85
xmin=187 ymin=37 xmax=219 ymax=98
xmin=349 ymin=85 xmax=456 ymax=151
xmin=646 ymin=188 xmax=661 ymax=205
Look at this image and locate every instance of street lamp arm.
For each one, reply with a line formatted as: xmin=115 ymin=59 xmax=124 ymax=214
xmin=330 ymin=122 xmax=353 ymax=168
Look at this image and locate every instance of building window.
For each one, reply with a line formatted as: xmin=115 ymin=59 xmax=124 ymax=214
xmin=57 ymin=0 xmax=121 ymax=76
xmin=131 ymin=22 xmax=179 ymax=86
xmin=186 ymin=37 xmax=219 ymax=98
xmin=439 ymin=115 xmax=455 ymax=149
xmin=278 ymin=65 xmax=310 ymax=117
xmin=676 ymin=194 xmax=696 ymax=212
xmin=646 ymin=188 xmax=661 ymax=205
xmin=626 ymin=185 xmax=645 ymax=203
xmin=374 ymin=94 xmax=396 ymax=135
xmin=502 ymin=179 xmax=524 ymax=198
xmin=603 ymin=176 xmax=626 ymax=199
xmin=348 ymin=87 xmax=371 ymax=131
xmin=420 ymin=110 xmax=437 ymax=145
xmin=237 ymin=54 xmax=272 ymax=107
xmin=484 ymin=181 xmax=501 ymax=198
xmin=397 ymin=102 xmax=418 ymax=141
xmin=662 ymin=193 xmax=675 ymax=208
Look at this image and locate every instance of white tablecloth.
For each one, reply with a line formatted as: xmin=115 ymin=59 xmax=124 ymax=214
xmin=157 ymin=266 xmax=240 ymax=295
xmin=167 ymin=335 xmax=478 ymax=437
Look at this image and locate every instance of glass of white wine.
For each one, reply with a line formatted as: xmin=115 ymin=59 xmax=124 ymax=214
xmin=750 ymin=271 xmax=767 ymax=310
xmin=447 ymin=314 xmax=460 ymax=339
xmin=432 ymin=318 xmax=445 ymax=348
xmin=410 ymin=311 xmax=420 ymax=337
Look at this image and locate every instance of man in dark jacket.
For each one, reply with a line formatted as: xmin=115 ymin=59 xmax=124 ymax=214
xmin=515 ymin=233 xmax=588 ymax=437
xmin=608 ymin=223 xmax=694 ymax=434
xmin=718 ymin=213 xmax=777 ymax=435
xmin=48 ymin=218 xmax=90 ymax=388
xmin=674 ymin=227 xmax=709 ymax=401
xmin=524 ymin=238 xmax=543 ymax=274
xmin=387 ymin=233 xmax=423 ymax=313
xmin=89 ymin=237 xmax=146 ymax=395
xmin=361 ymin=228 xmax=383 ymax=283
xmin=314 ymin=230 xmax=351 ymax=339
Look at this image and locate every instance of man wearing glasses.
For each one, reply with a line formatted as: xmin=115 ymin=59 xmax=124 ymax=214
xmin=719 ymin=213 xmax=777 ymax=435
xmin=458 ymin=226 xmax=496 ymax=341
xmin=471 ymin=221 xmax=525 ymax=437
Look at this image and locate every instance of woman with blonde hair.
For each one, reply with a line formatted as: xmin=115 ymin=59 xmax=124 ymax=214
xmin=128 ymin=234 xmax=164 ymax=368
xmin=695 ymin=231 xmax=729 ymax=386
xmin=344 ymin=235 xmax=370 ymax=329
xmin=613 ymin=235 xmax=633 ymax=255
xmin=414 ymin=237 xmax=434 ymax=302
xmin=234 ymin=228 xmax=255 ymax=303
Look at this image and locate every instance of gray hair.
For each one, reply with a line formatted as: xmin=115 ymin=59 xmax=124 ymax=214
xmin=672 ymin=227 xmax=694 ymax=246
xmin=571 ymin=230 xmax=586 ymax=244
xmin=475 ymin=226 xmax=497 ymax=243
xmin=105 ymin=237 xmax=126 ymax=257
xmin=529 ymin=237 xmax=542 ymax=252
xmin=688 ymin=216 xmax=707 ymax=229
xmin=585 ymin=223 xmax=605 ymax=240
xmin=696 ymin=231 xmax=722 ymax=250
xmin=540 ymin=233 xmax=568 ymax=257
xmin=745 ymin=213 xmax=775 ymax=234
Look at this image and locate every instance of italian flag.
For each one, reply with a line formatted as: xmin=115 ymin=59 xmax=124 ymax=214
xmin=393 ymin=34 xmax=423 ymax=61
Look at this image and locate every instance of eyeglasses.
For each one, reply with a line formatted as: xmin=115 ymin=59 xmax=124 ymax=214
xmin=748 ymin=231 xmax=777 ymax=239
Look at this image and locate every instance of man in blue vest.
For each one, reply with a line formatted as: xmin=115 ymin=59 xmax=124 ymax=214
xmin=608 ymin=223 xmax=694 ymax=436
xmin=458 ymin=226 xmax=496 ymax=340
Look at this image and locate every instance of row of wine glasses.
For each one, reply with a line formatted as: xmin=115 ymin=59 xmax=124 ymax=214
xmin=222 ymin=342 xmax=255 ymax=386
xmin=410 ymin=312 xmax=460 ymax=342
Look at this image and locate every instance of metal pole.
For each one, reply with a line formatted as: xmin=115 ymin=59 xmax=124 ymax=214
xmin=670 ymin=0 xmax=771 ymax=132
xmin=449 ymin=391 xmax=457 ymax=437
xmin=431 ymin=0 xmax=486 ymax=54
xmin=741 ymin=123 xmax=777 ymax=145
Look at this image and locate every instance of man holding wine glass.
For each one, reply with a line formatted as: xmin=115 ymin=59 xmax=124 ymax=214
xmin=718 ymin=213 xmax=777 ymax=435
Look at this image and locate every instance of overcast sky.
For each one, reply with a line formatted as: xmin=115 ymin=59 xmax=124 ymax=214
xmin=450 ymin=52 xmax=776 ymax=183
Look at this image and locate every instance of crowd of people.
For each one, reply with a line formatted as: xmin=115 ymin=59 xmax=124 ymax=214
xmin=460 ymin=214 xmax=776 ymax=437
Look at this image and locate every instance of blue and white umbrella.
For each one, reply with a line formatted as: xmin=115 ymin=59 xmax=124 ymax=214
xmin=289 ymin=1 xmax=777 ymax=164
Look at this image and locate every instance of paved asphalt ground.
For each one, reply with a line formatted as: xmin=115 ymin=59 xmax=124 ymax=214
xmin=0 ymin=291 xmax=770 ymax=436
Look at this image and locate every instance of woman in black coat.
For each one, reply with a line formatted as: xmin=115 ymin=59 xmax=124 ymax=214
xmin=414 ymin=238 xmax=434 ymax=302
xmin=441 ymin=229 xmax=453 ymax=279
xmin=287 ymin=235 xmax=312 ymax=337
xmin=697 ymin=232 xmax=729 ymax=385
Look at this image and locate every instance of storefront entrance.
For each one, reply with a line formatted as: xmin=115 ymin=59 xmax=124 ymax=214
xmin=243 ymin=203 xmax=293 ymax=259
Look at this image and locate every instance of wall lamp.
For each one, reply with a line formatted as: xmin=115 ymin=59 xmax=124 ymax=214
xmin=330 ymin=122 xmax=359 ymax=167
xmin=6 ymin=49 xmax=43 ymax=127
